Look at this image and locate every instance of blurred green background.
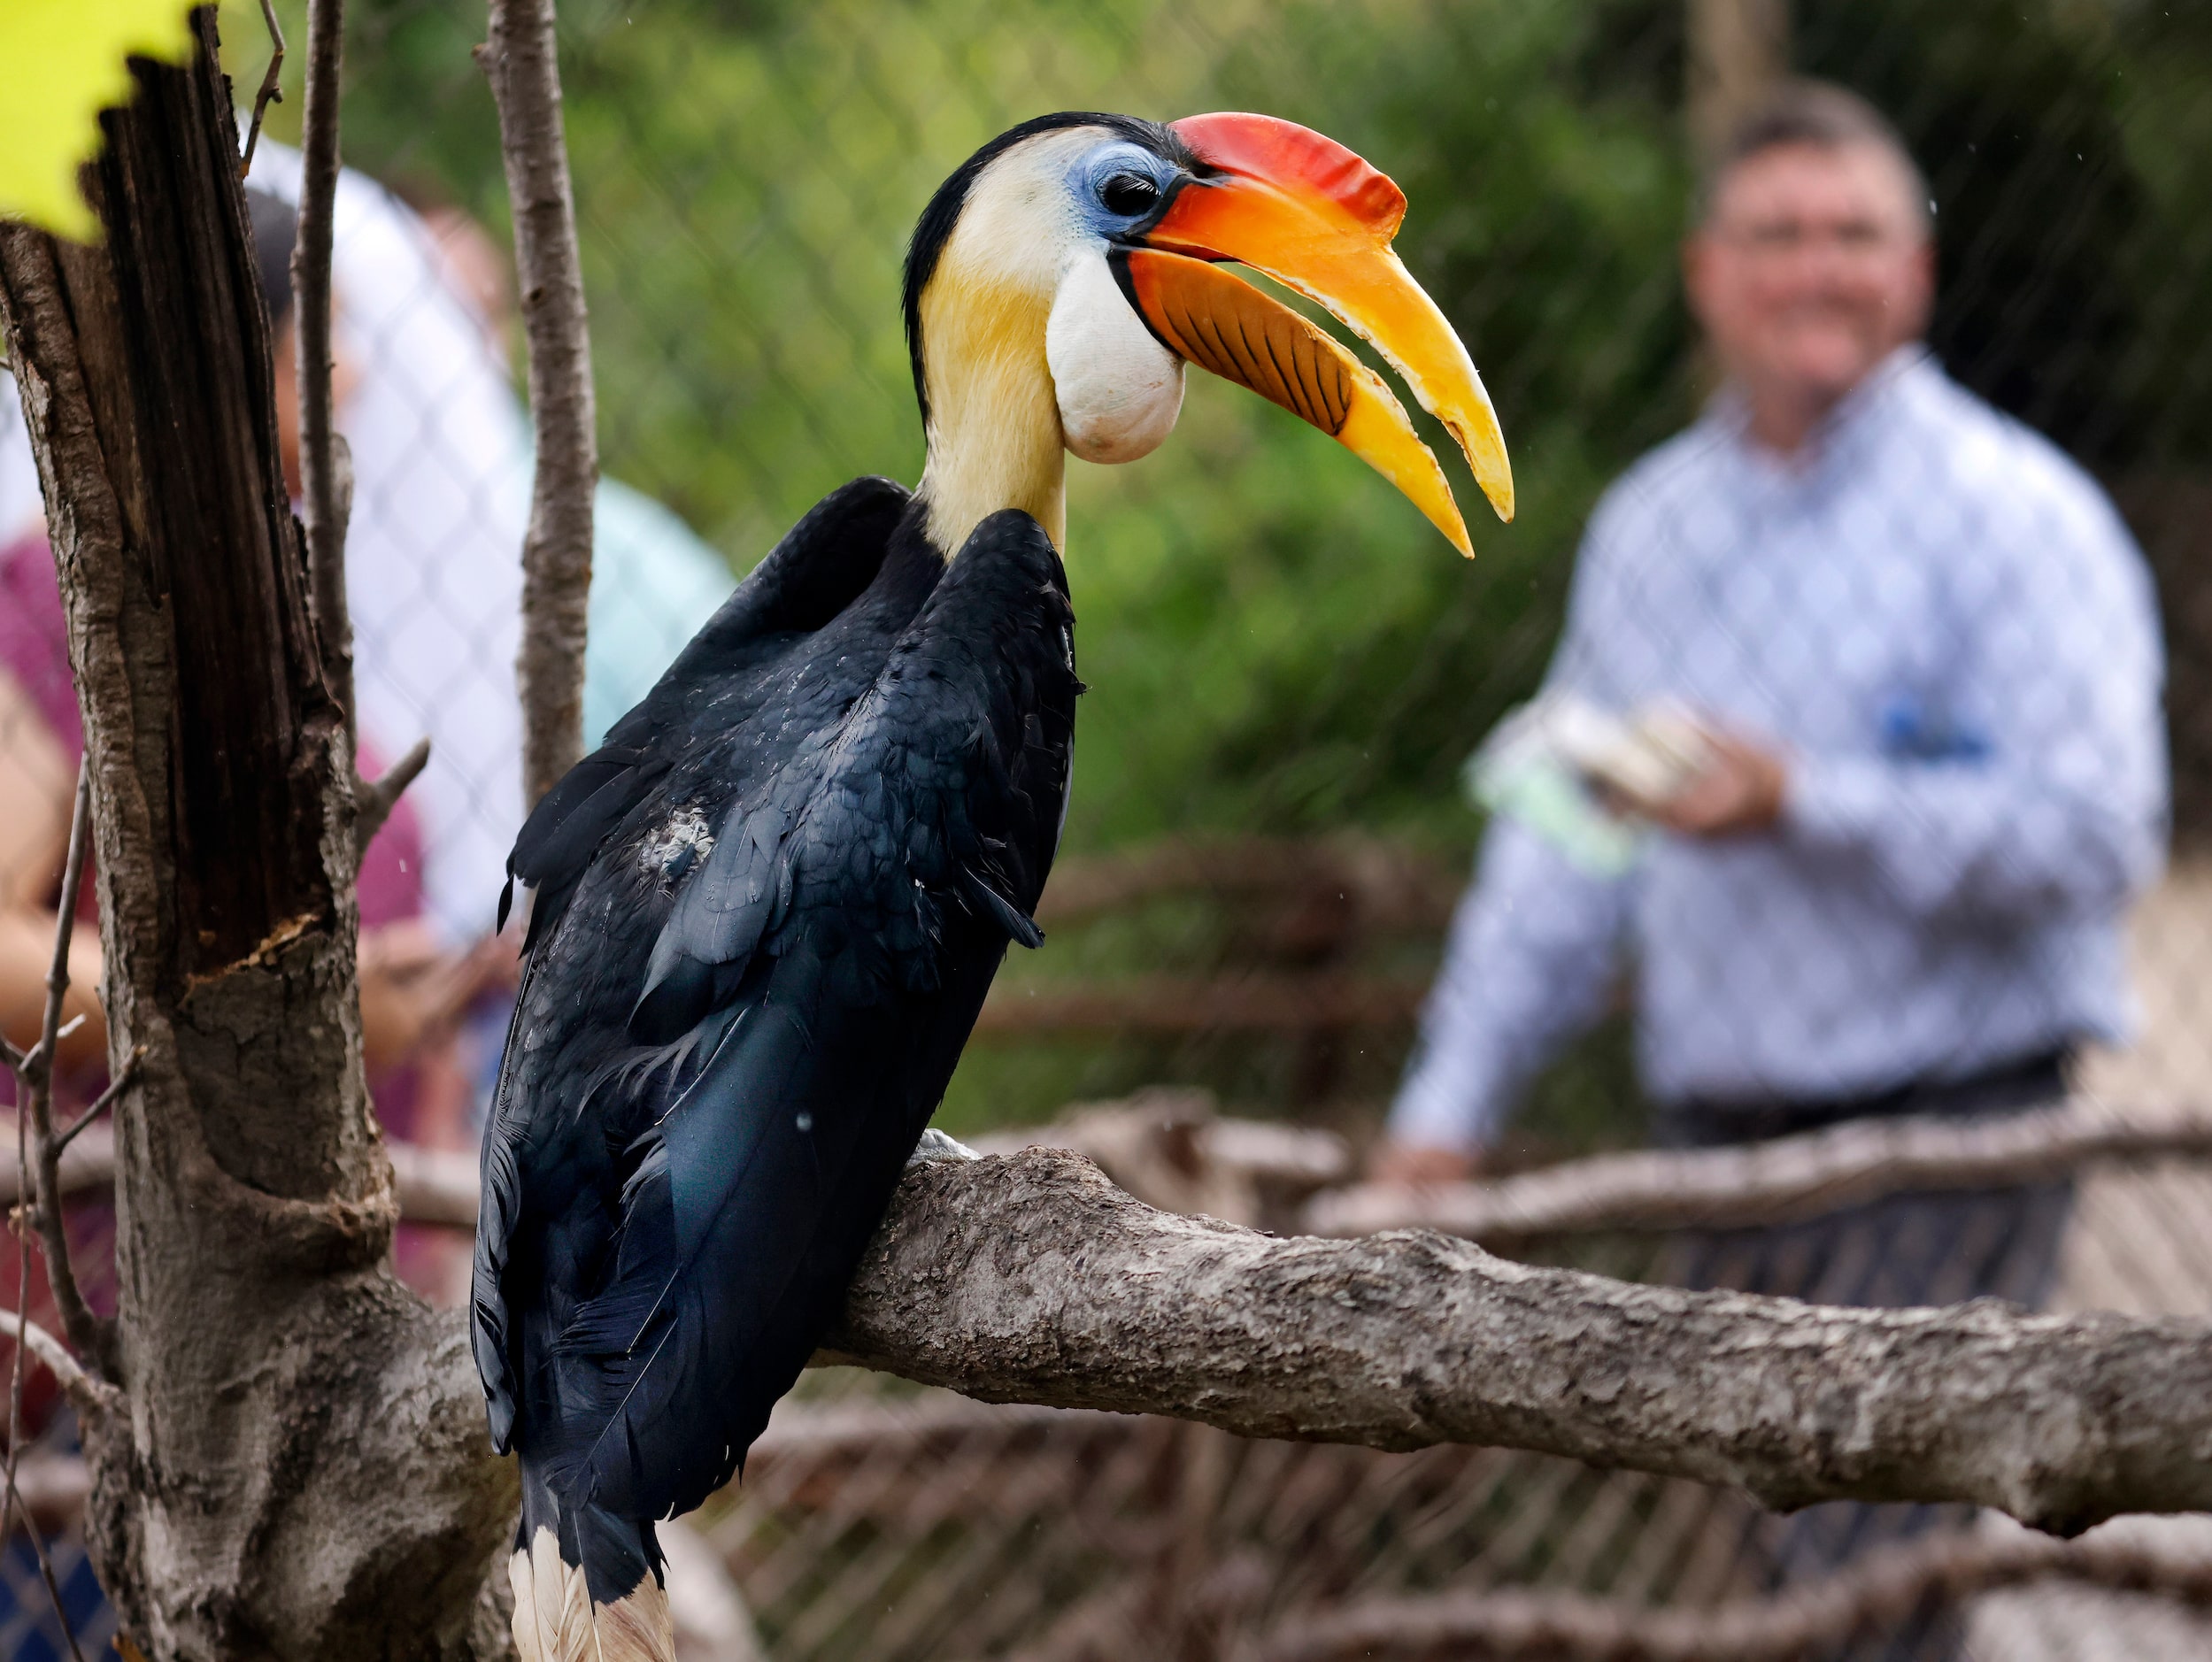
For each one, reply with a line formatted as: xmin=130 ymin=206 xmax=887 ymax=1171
xmin=221 ymin=0 xmax=2212 ymax=1148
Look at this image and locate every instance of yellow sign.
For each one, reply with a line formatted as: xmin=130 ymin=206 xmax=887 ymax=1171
xmin=1 ymin=0 xmax=197 ymax=241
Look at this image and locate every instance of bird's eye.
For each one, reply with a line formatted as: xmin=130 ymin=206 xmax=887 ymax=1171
xmin=1098 ymin=172 xmax=1160 ymax=218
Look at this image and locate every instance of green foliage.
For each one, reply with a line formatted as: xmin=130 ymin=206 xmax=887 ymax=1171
xmin=217 ymin=0 xmax=2212 ymax=1136
xmin=253 ymin=0 xmax=1696 ymax=854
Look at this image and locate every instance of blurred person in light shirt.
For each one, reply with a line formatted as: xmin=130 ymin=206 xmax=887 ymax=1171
xmin=1376 ymin=81 xmax=2164 ymax=1192
xmin=393 ymin=176 xmax=737 ymax=752
xmin=1372 ymin=80 xmax=2165 ymax=1643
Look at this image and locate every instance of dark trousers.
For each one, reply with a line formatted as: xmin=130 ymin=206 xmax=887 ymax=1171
xmin=1656 ymin=1053 xmax=2076 ymax=1661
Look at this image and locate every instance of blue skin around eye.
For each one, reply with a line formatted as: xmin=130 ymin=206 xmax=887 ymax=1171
xmin=1067 ymin=143 xmax=1179 ymax=242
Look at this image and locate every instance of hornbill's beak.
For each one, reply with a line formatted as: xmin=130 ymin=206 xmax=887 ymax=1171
xmin=1119 ymin=112 xmax=1513 ymax=556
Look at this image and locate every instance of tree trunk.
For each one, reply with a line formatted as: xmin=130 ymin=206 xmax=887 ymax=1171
xmin=482 ymin=0 xmax=597 ymax=804
xmin=1686 ymin=0 xmax=1791 ymax=163
xmin=0 ymin=14 xmax=512 ymax=1658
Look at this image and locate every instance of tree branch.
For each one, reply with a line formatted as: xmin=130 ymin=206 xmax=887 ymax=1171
xmin=292 ymin=0 xmax=345 ymax=717
xmin=287 ymin=0 xmax=424 ymax=873
xmin=30 ymin=763 xmax=90 ymax=1083
xmin=39 ymin=1118 xmax=2212 ymax=1533
xmin=0 ymin=1124 xmax=122 ymax=1212
xmin=1256 ymin=1522 xmax=2212 ymax=1661
xmin=0 ymin=1312 xmax=116 ymax=1424
xmin=0 ymin=761 xmax=96 ymax=1662
xmin=970 ymin=973 xmax=1428 ymax=1040
xmin=238 ymin=0 xmax=287 ymax=175
xmin=0 ymin=1126 xmax=483 ymax=1234
xmin=19 ymin=1111 xmax=2212 ymax=1539
xmin=26 ymin=1097 xmax=2212 ymax=1540
xmin=20 ymin=764 xmax=107 ymax=1369
xmin=0 ymin=1448 xmax=85 ymax=1662
xmin=1308 ymin=1100 xmax=2212 ymax=1243
xmin=1685 ymin=0 xmax=1790 ymax=164
xmin=51 ymin=1048 xmax=141 ymax=1157
xmin=355 ymin=734 xmax=430 ymax=855
xmin=1 ymin=1156 xmax=81 ymax=1662
xmin=385 ymin=1140 xmax=482 ymax=1228
xmin=480 ymin=0 xmax=597 ymax=806
xmin=822 ymin=1149 xmax=2212 ymax=1534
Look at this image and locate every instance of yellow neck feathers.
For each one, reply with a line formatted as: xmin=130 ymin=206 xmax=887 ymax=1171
xmin=913 ymin=261 xmax=1067 ymax=556
xmin=912 ymin=130 xmax=1102 ymax=556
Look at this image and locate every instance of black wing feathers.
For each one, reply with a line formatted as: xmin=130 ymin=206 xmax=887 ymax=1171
xmin=473 ymin=493 xmax=1078 ymax=1558
xmin=497 ymin=475 xmax=912 ymax=943
xmin=475 ymin=476 xmax=912 ymax=1441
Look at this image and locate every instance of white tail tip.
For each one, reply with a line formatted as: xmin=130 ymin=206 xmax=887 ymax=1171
xmin=509 ymin=1526 xmax=675 ymax=1662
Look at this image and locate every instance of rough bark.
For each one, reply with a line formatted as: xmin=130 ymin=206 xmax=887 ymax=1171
xmin=0 ymin=17 xmax=512 ymax=1658
xmin=1308 ymin=1100 xmax=2212 ymax=1243
xmin=824 ymin=1148 xmax=2212 ymax=1535
xmin=481 ymin=0 xmax=597 ymax=804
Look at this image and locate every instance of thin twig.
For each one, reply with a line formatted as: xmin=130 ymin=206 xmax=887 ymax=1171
xmin=293 ymin=0 xmax=351 ymax=728
xmin=287 ymin=0 xmax=428 ymax=873
xmin=355 ymin=734 xmax=430 ymax=858
xmin=6 ymin=966 xmax=84 ymax=1662
xmin=239 ymin=0 xmax=287 ymax=176
xmin=0 ymin=1495 xmax=88 ymax=1662
xmin=0 ymin=1314 xmax=96 ymax=1412
xmin=482 ymin=0 xmax=597 ymax=806
xmin=51 ymin=1050 xmax=139 ymax=1158
xmin=10 ymin=1031 xmax=40 ymax=1593
xmin=20 ymin=766 xmax=104 ymax=1372
xmin=28 ymin=764 xmax=89 ymax=1094
xmin=0 ymin=1437 xmax=86 ymax=1662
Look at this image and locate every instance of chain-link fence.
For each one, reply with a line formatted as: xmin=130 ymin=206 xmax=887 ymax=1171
xmin=5 ymin=0 xmax=2212 ymax=1658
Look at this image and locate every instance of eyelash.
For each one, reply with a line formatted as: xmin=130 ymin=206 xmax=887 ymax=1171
xmin=1099 ymin=175 xmax=1159 ymax=216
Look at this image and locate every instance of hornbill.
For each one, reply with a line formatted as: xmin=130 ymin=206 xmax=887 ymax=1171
xmin=473 ymin=110 xmax=1513 ymax=1661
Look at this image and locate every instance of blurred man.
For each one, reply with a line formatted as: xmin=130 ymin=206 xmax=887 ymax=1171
xmin=1380 ymin=80 xmax=2163 ymax=1186
xmin=1376 ymin=76 xmax=2165 ymax=1640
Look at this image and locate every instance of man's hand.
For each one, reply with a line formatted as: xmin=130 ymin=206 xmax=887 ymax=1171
xmin=1646 ymin=727 xmax=1788 ymax=838
xmin=1367 ymin=1141 xmax=1484 ymax=1186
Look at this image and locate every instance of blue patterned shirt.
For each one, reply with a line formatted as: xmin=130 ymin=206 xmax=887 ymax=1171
xmin=1390 ymin=350 xmax=2167 ymax=1151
